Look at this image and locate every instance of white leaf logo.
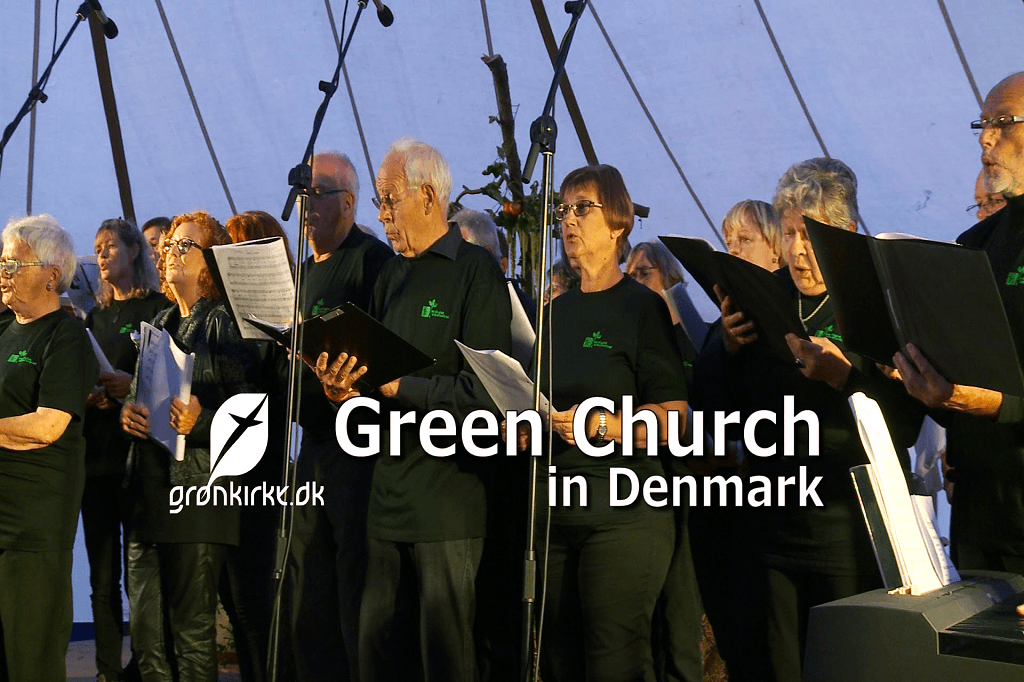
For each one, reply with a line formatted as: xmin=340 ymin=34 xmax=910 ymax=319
xmin=208 ymin=393 xmax=269 ymax=488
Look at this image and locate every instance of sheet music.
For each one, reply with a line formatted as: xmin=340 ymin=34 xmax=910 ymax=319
xmin=208 ymin=238 xmax=295 ymax=340
xmin=911 ymin=494 xmax=960 ymax=585
xmin=136 ymin=322 xmax=195 ymax=461
xmin=455 ymin=340 xmax=552 ymax=416
xmin=507 ymin=281 xmax=535 ymax=370
xmin=849 ymin=392 xmax=948 ymax=595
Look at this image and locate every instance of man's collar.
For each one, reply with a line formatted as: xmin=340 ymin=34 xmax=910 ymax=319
xmin=419 ymin=223 xmax=462 ymax=260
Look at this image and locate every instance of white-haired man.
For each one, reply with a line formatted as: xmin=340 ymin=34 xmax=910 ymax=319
xmin=288 ymin=150 xmax=395 ymax=681
xmin=895 ymin=72 xmax=1024 ymax=578
xmin=316 ymin=139 xmax=512 ymax=681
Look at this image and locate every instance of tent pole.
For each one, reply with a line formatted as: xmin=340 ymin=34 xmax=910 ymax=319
xmin=26 ymin=0 xmax=42 ymax=216
xmin=529 ymin=0 xmax=599 ymax=166
xmin=88 ymin=11 xmax=135 ymax=225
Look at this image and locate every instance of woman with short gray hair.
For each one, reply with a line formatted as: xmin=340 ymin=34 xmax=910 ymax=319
xmin=0 ymin=214 xmax=99 ymax=681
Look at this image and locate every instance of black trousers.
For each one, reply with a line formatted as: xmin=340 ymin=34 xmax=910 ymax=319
xmin=126 ymin=540 xmax=226 ymax=682
xmin=652 ymin=465 xmax=703 ymax=682
xmin=0 ymin=548 xmax=73 ymax=682
xmin=952 ymin=542 xmax=1024 ymax=574
xmin=688 ymin=499 xmax=773 ymax=682
xmin=360 ymin=537 xmax=485 ymax=682
xmin=220 ymin=504 xmax=276 ymax=682
xmin=287 ymin=431 xmax=373 ymax=682
xmin=81 ymin=473 xmax=129 ymax=681
xmin=541 ymin=514 xmax=674 ymax=682
xmin=764 ymin=566 xmax=880 ymax=682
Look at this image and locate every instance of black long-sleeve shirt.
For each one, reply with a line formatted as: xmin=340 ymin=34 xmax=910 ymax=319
xmin=297 ymin=225 xmax=394 ymax=437
xmin=695 ymin=268 xmax=923 ymax=575
xmin=367 ymin=225 xmax=512 ymax=542
xmin=949 ymin=196 xmax=1024 ymax=557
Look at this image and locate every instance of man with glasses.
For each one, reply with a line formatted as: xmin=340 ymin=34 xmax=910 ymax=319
xmin=287 ymin=150 xmax=395 ymax=681
xmin=315 ymin=138 xmax=512 ymax=681
xmin=894 ymin=72 xmax=1024 ymax=576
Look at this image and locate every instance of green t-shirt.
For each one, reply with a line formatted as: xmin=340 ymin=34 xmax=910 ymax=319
xmin=0 ymin=309 xmax=99 ymax=550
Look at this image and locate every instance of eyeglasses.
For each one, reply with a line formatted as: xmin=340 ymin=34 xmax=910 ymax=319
xmin=372 ymin=186 xmax=419 ymax=213
xmin=554 ymin=200 xmax=604 ymax=222
xmin=970 ymin=115 xmax=1024 ymax=130
xmin=310 ymin=187 xmax=350 ymax=199
xmin=0 ymin=258 xmax=47 ymax=275
xmin=161 ymin=238 xmax=204 ymax=256
xmin=629 ymin=266 xmax=658 ymax=280
xmin=966 ymin=198 xmax=1006 ymax=213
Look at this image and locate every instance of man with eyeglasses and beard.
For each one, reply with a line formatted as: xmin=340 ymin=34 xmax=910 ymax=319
xmin=893 ymin=72 xmax=1024 ymax=579
xmin=314 ymin=138 xmax=512 ymax=681
xmin=286 ymin=151 xmax=394 ymax=681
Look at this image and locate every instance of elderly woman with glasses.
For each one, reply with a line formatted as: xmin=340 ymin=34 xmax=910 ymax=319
xmin=538 ymin=165 xmax=689 ymax=682
xmin=82 ymin=218 xmax=167 ymax=682
xmin=120 ymin=210 xmax=263 ymax=681
xmin=0 ymin=214 xmax=99 ymax=681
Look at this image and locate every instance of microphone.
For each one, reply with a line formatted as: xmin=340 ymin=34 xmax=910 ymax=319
xmin=372 ymin=0 xmax=394 ymax=27
xmin=78 ymin=1 xmax=118 ymax=39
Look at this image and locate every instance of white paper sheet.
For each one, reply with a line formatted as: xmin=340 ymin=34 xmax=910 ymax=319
xmin=849 ymin=392 xmax=952 ymax=595
xmin=456 ymin=340 xmax=551 ymax=416
xmin=136 ymin=322 xmax=195 ymax=461
xmin=208 ymin=237 xmax=295 ymax=340
xmin=86 ymin=329 xmax=114 ymax=375
xmin=507 ymin=281 xmax=535 ymax=370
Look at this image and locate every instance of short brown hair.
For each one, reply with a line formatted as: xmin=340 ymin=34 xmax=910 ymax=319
xmin=225 ymin=210 xmax=296 ymax=273
xmin=559 ymin=164 xmax=634 ymax=247
xmin=164 ymin=211 xmax=231 ymax=302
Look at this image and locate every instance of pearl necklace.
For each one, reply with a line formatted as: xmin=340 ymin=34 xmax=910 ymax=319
xmin=798 ymin=293 xmax=829 ymax=326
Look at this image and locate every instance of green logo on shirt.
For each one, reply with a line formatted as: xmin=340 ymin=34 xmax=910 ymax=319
xmin=1006 ymin=266 xmax=1024 ymax=286
xmin=420 ymin=299 xmax=449 ymax=319
xmin=582 ymin=331 xmax=612 ymax=349
xmin=311 ymin=298 xmax=328 ymax=316
xmin=7 ymin=350 xmax=36 ymax=365
xmin=814 ymin=325 xmax=843 ymax=343
xmin=119 ymin=323 xmax=134 ymax=334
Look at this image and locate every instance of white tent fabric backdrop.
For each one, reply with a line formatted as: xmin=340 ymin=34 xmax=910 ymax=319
xmin=0 ymin=0 xmax=1015 ymax=623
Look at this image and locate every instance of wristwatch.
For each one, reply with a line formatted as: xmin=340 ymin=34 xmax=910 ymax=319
xmin=595 ymin=408 xmax=608 ymax=442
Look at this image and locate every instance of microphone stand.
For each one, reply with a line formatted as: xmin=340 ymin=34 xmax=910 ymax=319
xmin=519 ymin=3 xmax=589 ymax=681
xmin=0 ymin=2 xmax=99 ymax=178
xmin=266 ymin=2 xmax=369 ymax=680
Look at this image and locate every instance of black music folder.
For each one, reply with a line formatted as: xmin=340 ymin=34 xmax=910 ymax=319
xmin=660 ymin=235 xmax=807 ymax=362
xmin=804 ymin=217 xmax=1024 ymax=396
xmin=245 ymin=303 xmax=435 ymax=390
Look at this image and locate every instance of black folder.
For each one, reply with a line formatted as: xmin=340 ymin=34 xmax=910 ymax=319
xmin=804 ymin=217 xmax=1024 ymax=396
xmin=245 ymin=303 xmax=435 ymax=390
xmin=660 ymin=236 xmax=807 ymax=362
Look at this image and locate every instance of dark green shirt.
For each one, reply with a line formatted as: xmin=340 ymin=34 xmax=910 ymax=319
xmin=950 ymin=196 xmax=1024 ymax=556
xmin=367 ymin=225 xmax=512 ymax=542
xmin=298 ymin=225 xmax=394 ymax=435
xmin=538 ymin=276 xmax=688 ymax=524
xmin=84 ymin=291 xmax=170 ymax=476
xmin=0 ymin=309 xmax=98 ymax=551
xmin=698 ymin=269 xmax=922 ymax=575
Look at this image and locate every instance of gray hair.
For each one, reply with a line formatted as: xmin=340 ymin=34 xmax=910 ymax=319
xmin=3 ymin=214 xmax=77 ymax=292
xmin=451 ymin=209 xmax=500 ymax=263
xmin=626 ymin=240 xmax=686 ymax=288
xmin=316 ymin=150 xmax=359 ymax=213
xmin=772 ymin=157 xmax=860 ymax=229
xmin=385 ymin=138 xmax=452 ymax=207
